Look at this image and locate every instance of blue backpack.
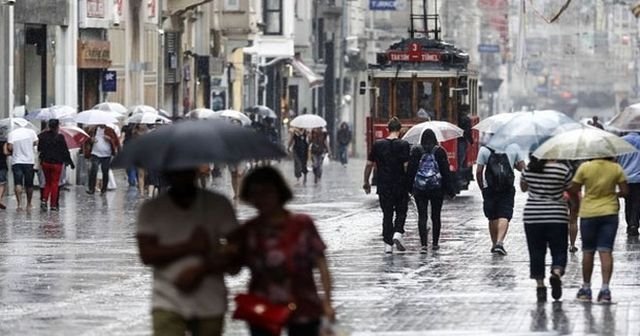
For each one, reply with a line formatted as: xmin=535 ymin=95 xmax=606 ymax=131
xmin=413 ymin=146 xmax=442 ymax=191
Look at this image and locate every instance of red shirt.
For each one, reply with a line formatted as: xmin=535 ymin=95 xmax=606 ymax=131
xmin=230 ymin=213 xmax=327 ymax=323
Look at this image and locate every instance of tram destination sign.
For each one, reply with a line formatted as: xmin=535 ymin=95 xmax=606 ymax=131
xmin=370 ymin=0 xmax=397 ymax=10
xmin=387 ymin=42 xmax=441 ymax=62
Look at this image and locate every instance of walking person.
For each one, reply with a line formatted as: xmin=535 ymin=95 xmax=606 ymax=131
xmin=37 ymin=119 xmax=75 ymax=211
xmin=5 ymin=128 xmax=38 ymax=210
xmin=407 ymin=129 xmax=453 ymax=252
xmin=0 ymin=138 xmax=8 ymax=209
xmin=476 ymin=141 xmax=525 ymax=255
xmin=570 ymin=157 xmax=628 ymax=303
xmin=137 ymin=168 xmax=239 ymax=336
xmin=520 ymin=156 xmax=577 ymax=302
xmin=363 ymin=117 xmax=411 ymax=253
xmin=228 ymin=167 xmax=335 ymax=336
xmin=85 ymin=124 xmax=120 ymax=195
xmin=337 ymin=122 xmax=352 ymax=167
xmin=309 ymin=128 xmax=329 ymax=185
xmin=121 ymin=123 xmax=138 ymax=187
xmin=288 ymin=128 xmax=309 ymax=184
xmin=618 ymin=132 xmax=640 ymax=236
xmin=133 ymin=124 xmax=149 ymax=194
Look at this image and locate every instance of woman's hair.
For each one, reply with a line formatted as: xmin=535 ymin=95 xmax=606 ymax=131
xmin=528 ymin=155 xmax=547 ymax=173
xmin=420 ymin=129 xmax=438 ymax=152
xmin=240 ymin=166 xmax=293 ymax=204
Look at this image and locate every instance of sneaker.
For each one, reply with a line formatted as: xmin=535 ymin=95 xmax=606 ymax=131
xmin=569 ymin=246 xmax=579 ymax=253
xmin=420 ymin=246 xmax=429 ymax=254
xmin=392 ymin=232 xmax=406 ymax=252
xmin=86 ymin=190 xmax=95 ymax=195
xmin=494 ymin=244 xmax=507 ymax=256
xmin=576 ymin=288 xmax=592 ymax=302
xmin=50 ymin=206 xmax=59 ymax=211
xmin=384 ymin=244 xmax=393 ymax=254
xmin=597 ymin=289 xmax=612 ymax=303
xmin=490 ymin=246 xmax=497 ymax=253
xmin=432 ymin=244 xmax=440 ymax=251
xmin=537 ymin=287 xmax=547 ymax=303
xmin=549 ymin=274 xmax=562 ymax=300
xmin=40 ymin=201 xmax=48 ymax=211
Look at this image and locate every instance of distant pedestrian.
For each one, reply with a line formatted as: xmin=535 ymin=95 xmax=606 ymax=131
xmin=570 ymin=157 xmax=628 ymax=303
xmin=588 ymin=116 xmax=604 ymax=130
xmin=407 ymin=129 xmax=454 ymax=252
xmin=228 ymin=167 xmax=335 ymax=336
xmin=133 ymin=124 xmax=149 ymax=194
xmin=309 ymin=128 xmax=329 ymax=185
xmin=337 ymin=122 xmax=352 ymax=166
xmin=476 ymin=140 xmax=525 ymax=256
xmin=84 ymin=124 xmax=120 ymax=195
xmin=137 ymin=169 xmax=239 ymax=336
xmin=0 ymin=139 xmax=8 ymax=209
xmin=37 ymin=119 xmax=74 ymax=211
xmin=618 ymin=132 xmax=640 ymax=237
xmin=288 ymin=128 xmax=309 ymax=184
xmin=521 ymin=156 xmax=577 ymax=302
xmin=363 ymin=117 xmax=411 ymax=254
xmin=5 ymin=128 xmax=38 ymax=210
xmin=121 ymin=123 xmax=138 ymax=187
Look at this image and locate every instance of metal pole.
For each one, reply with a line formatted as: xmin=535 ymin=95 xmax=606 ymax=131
xmin=0 ymin=4 xmax=15 ymax=119
xmin=335 ymin=0 xmax=346 ymax=155
xmin=157 ymin=0 xmax=164 ymax=110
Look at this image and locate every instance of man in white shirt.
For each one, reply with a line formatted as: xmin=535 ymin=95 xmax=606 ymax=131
xmin=137 ymin=169 xmax=238 ymax=336
xmin=476 ymin=143 xmax=525 ymax=256
xmin=5 ymin=129 xmax=38 ymax=210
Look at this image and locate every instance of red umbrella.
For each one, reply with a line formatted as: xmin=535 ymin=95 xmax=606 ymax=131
xmin=60 ymin=126 xmax=90 ymax=149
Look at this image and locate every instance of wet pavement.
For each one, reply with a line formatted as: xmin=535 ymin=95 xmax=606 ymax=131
xmin=1 ymin=159 xmax=640 ymax=335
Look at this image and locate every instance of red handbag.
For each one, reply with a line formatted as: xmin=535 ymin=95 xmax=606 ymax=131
xmin=232 ymin=293 xmax=296 ymax=335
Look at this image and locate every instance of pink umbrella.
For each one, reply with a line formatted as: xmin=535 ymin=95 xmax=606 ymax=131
xmin=60 ymin=126 xmax=90 ymax=149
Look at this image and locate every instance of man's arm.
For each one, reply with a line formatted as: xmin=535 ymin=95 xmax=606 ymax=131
xmin=363 ymin=161 xmax=374 ymax=194
xmin=136 ymin=227 xmax=209 ymax=267
xmin=568 ymin=182 xmax=582 ymax=195
xmin=476 ymin=164 xmax=485 ymax=190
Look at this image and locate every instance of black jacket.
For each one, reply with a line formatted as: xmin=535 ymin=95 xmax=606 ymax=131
xmin=38 ymin=131 xmax=73 ymax=165
xmin=407 ymin=145 xmax=454 ymax=196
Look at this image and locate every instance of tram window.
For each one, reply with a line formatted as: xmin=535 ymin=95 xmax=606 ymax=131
xmin=395 ymin=81 xmax=412 ymax=119
xmin=377 ymin=79 xmax=391 ymax=119
xmin=416 ymin=81 xmax=436 ymax=120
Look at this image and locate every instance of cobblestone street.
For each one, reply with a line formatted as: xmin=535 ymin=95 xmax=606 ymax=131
xmin=1 ymin=159 xmax=639 ymax=335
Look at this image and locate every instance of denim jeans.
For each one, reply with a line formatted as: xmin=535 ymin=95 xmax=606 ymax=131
xmin=338 ymin=144 xmax=349 ymax=165
xmin=625 ymin=183 xmax=640 ymax=230
xmin=126 ymin=167 xmax=138 ymax=186
xmin=415 ymin=192 xmax=444 ymax=246
xmin=88 ymin=155 xmax=111 ymax=193
xmin=581 ymin=215 xmax=619 ymax=252
xmin=524 ymin=223 xmax=568 ymax=279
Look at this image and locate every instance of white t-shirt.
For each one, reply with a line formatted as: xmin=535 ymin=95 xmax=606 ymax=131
xmin=91 ymin=127 xmax=112 ymax=158
xmin=477 ymin=144 xmax=524 ymax=188
xmin=137 ymin=190 xmax=239 ymax=318
xmin=8 ymin=130 xmax=38 ymax=165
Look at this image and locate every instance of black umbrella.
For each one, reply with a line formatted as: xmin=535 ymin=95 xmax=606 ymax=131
xmin=112 ymin=119 xmax=286 ymax=170
xmin=246 ymin=105 xmax=278 ymax=119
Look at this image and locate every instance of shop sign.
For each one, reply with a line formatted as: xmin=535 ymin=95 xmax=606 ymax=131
xmin=102 ymin=71 xmax=117 ymax=92
xmin=87 ymin=0 xmax=106 ymax=18
xmin=78 ymin=40 xmax=112 ymax=69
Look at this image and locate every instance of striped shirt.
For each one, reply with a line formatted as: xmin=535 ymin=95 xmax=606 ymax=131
xmin=522 ymin=162 xmax=573 ymax=225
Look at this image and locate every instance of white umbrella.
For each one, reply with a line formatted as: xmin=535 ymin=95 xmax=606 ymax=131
xmin=403 ymin=121 xmax=464 ymax=144
xmin=0 ymin=117 xmax=38 ymax=141
xmin=219 ymin=109 xmax=252 ymax=126
xmin=129 ymin=105 xmax=158 ymax=116
xmin=127 ymin=112 xmax=172 ymax=125
xmin=290 ymin=114 xmax=327 ymax=129
xmin=28 ymin=105 xmax=77 ymax=121
xmin=8 ymin=127 xmax=38 ymax=143
xmin=158 ymin=109 xmax=172 ymax=118
xmin=94 ymin=102 xmax=128 ymax=115
xmin=75 ymin=109 xmax=119 ymax=125
xmin=187 ymin=108 xmax=221 ymax=120
xmin=607 ymin=103 xmax=640 ymax=131
xmin=533 ymin=126 xmax=638 ymax=160
xmin=473 ymin=112 xmax=528 ymax=134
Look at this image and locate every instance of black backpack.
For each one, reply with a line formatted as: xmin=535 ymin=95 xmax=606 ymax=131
xmin=485 ymin=147 xmax=515 ymax=192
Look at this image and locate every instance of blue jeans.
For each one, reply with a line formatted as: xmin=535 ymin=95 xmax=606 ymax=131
xmin=126 ymin=167 xmax=138 ymax=186
xmin=338 ymin=144 xmax=348 ymax=165
xmin=580 ymin=215 xmax=619 ymax=252
xmin=88 ymin=156 xmax=111 ymax=193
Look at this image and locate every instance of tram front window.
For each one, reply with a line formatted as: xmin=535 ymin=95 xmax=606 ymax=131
xmin=376 ymin=79 xmax=391 ymax=120
xmin=417 ymin=81 xmax=435 ymax=120
xmin=395 ymin=81 xmax=412 ymax=119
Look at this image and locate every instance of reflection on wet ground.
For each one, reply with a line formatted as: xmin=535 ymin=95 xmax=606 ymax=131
xmin=0 ymin=160 xmax=639 ymax=335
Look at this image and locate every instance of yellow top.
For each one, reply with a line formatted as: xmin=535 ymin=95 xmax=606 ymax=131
xmin=573 ymin=159 xmax=627 ymax=218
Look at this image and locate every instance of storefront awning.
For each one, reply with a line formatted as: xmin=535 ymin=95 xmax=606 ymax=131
xmin=290 ymin=59 xmax=323 ymax=88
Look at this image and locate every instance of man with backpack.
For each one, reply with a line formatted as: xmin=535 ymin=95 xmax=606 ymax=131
xmin=363 ymin=117 xmax=411 ymax=253
xmin=476 ymin=142 xmax=525 ymax=255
